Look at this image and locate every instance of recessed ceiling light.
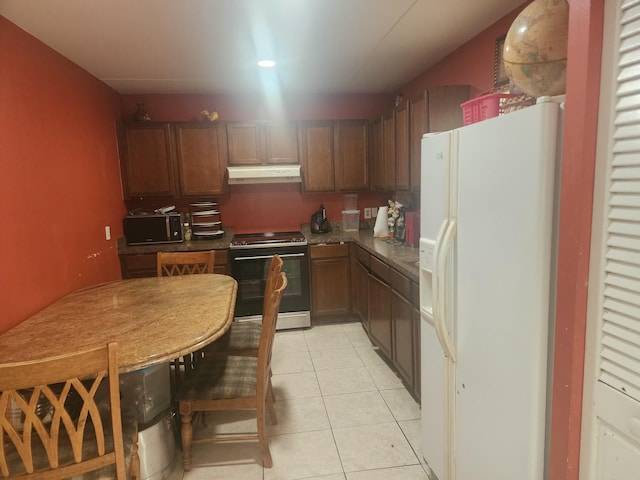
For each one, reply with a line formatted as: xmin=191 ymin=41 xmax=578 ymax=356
xmin=257 ymin=60 xmax=276 ymax=68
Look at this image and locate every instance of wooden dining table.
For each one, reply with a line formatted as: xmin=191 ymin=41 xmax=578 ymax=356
xmin=0 ymin=274 xmax=238 ymax=373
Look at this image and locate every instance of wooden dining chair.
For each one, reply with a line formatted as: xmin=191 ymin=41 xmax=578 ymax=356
xmin=157 ymin=250 xmax=216 ymax=388
xmin=156 ymin=250 xmax=215 ymax=277
xmin=209 ymin=254 xmax=284 ymax=357
xmin=0 ymin=342 xmax=140 ymax=479
xmin=177 ymin=271 xmax=288 ymax=470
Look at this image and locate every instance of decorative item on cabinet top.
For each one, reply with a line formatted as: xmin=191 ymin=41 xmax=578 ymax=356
xmin=201 ymin=108 xmax=219 ymax=122
xmin=189 ymin=201 xmax=224 ymax=239
xmin=134 ymin=103 xmax=151 ymax=121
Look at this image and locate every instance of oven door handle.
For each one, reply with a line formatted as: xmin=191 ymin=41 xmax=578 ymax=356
xmin=233 ymin=253 xmax=306 ymax=261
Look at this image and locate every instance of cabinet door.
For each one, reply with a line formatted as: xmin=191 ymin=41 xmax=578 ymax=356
xmin=371 ymin=116 xmax=384 ymax=191
xmin=368 ymin=272 xmax=391 ymax=359
xmin=310 ymin=244 xmax=350 ymax=317
xmin=174 ymin=123 xmax=228 ymax=196
xmin=395 ymin=101 xmax=410 ymax=191
xmin=409 ymin=91 xmax=427 ymax=193
xmin=119 ymin=123 xmax=175 ymax=198
xmin=226 ymin=122 xmax=262 ymax=165
xmin=392 ymin=289 xmax=414 ymax=388
xmin=426 ymin=85 xmax=471 ymax=133
xmin=334 ymin=119 xmax=369 ymax=191
xmin=356 ymin=261 xmax=369 ymax=330
xmin=382 ymin=111 xmax=396 ymax=191
xmin=299 ymin=121 xmax=335 ymax=192
xmin=265 ymin=122 xmax=299 ymax=164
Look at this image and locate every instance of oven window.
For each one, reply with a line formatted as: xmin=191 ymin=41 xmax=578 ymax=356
xmin=231 ymin=247 xmax=310 ymax=317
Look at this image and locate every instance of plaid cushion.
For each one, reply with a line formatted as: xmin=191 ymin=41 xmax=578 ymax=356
xmin=178 ymin=355 xmax=258 ymax=400
xmin=205 ymin=320 xmax=262 ymax=354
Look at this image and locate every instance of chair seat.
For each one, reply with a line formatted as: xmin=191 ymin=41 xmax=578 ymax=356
xmin=4 ymin=406 xmax=138 ymax=478
xmin=206 ymin=320 xmax=262 ymax=356
xmin=179 ymin=355 xmax=258 ymax=400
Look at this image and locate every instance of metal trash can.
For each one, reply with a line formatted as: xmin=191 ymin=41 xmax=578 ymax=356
xmin=138 ymin=409 xmax=177 ymax=480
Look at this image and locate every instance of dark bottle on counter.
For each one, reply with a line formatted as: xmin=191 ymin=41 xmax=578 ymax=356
xmin=394 ymin=207 xmax=406 ymax=242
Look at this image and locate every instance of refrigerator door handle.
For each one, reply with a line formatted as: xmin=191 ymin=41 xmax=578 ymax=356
xmin=435 ymin=219 xmax=457 ymax=362
xmin=432 ymin=219 xmax=451 ymax=359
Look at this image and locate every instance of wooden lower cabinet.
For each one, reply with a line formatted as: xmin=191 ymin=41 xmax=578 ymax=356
xmin=119 ymin=249 xmax=229 ymax=278
xmin=368 ymin=272 xmax=392 ymax=358
xmin=354 ymin=260 xmax=369 ymax=330
xmin=391 ymin=289 xmax=414 ymax=388
xmin=310 ymin=244 xmax=351 ymax=317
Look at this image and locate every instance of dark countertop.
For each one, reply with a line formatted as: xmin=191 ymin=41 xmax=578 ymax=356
xmin=116 ymin=227 xmax=235 ymax=254
xmin=301 ymin=224 xmax=420 ymax=282
xmin=117 ymin=223 xmax=420 ymax=282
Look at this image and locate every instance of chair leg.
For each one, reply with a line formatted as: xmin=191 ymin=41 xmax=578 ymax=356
xmin=256 ymin=402 xmax=273 ymax=468
xmin=268 ymin=369 xmax=276 ymax=404
xmin=266 ymin=379 xmax=277 ymax=425
xmin=128 ymin=433 xmax=141 ymax=480
xmin=179 ymin=402 xmax=194 ymax=472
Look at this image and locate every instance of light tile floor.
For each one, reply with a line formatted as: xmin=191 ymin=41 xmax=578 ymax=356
xmin=166 ymin=321 xmax=429 ymax=480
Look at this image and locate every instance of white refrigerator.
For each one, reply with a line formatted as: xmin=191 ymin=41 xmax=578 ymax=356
xmin=419 ymin=98 xmax=563 ymax=480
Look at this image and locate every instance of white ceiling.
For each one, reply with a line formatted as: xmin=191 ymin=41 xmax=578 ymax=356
xmin=1 ymin=0 xmax=526 ymax=96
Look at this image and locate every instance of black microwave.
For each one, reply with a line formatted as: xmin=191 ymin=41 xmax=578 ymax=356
xmin=123 ymin=213 xmax=183 ymax=245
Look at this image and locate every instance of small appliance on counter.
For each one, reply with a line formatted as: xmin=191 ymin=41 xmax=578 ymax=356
xmin=123 ymin=212 xmax=183 ymax=245
xmin=311 ymin=204 xmax=330 ymax=233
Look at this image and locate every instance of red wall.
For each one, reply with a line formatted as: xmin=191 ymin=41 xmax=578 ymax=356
xmin=120 ymin=93 xmax=393 ymax=230
xmin=0 ymin=18 xmax=127 ymax=333
xmin=401 ymin=4 xmax=528 ymax=97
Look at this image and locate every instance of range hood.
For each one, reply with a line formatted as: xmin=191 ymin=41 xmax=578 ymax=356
xmin=227 ymin=165 xmax=301 ymax=184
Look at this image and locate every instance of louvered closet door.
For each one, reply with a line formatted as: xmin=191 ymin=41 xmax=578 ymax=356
xmin=585 ymin=0 xmax=640 ymax=476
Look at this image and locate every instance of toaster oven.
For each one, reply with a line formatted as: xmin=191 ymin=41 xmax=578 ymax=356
xmin=123 ymin=213 xmax=183 ymax=245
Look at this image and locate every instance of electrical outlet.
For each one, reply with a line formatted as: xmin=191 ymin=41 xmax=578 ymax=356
xmin=105 ymin=226 xmax=111 ymax=241
xmin=364 ymin=208 xmax=372 ymax=219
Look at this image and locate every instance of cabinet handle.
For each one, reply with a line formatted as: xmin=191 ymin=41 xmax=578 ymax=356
xmin=234 ymin=253 xmax=305 ymax=261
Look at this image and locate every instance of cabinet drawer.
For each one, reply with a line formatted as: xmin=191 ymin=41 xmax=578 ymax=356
xmin=310 ymin=243 xmax=349 ymax=259
xmin=355 ymin=245 xmax=370 ymax=268
xmin=370 ymin=255 xmax=390 ymax=283
xmin=390 ymin=268 xmax=411 ymax=299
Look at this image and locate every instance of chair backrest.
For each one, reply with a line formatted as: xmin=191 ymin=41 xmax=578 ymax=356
xmin=262 ymin=255 xmax=284 ymax=312
xmin=0 ymin=342 xmax=128 ymax=479
xmin=157 ymin=250 xmax=215 ymax=277
xmin=257 ymin=272 xmax=287 ymax=399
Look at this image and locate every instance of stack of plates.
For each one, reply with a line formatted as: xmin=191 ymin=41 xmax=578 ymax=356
xmin=189 ymin=202 xmax=224 ymax=239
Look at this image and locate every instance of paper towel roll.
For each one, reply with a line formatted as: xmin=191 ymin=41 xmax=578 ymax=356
xmin=373 ymin=206 xmax=390 ymax=237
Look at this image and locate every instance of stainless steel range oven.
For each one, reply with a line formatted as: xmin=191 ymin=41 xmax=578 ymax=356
xmin=229 ymin=231 xmax=311 ymax=330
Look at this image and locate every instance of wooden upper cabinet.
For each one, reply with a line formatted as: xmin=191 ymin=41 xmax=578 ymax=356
xmin=409 ymin=91 xmax=428 ymax=193
xmin=264 ymin=122 xmax=299 ymax=164
xmin=334 ymin=119 xmax=369 ymax=191
xmin=373 ymin=112 xmax=396 ymax=192
xmin=227 ymin=121 xmax=298 ymax=166
xmin=119 ymin=122 xmax=176 ymax=198
xmin=174 ymin=123 xmax=228 ymax=196
xmin=382 ymin=111 xmax=396 ymax=191
xmin=427 ymin=85 xmax=471 ymax=133
xmin=226 ymin=122 xmax=262 ymax=165
xmin=371 ymin=116 xmax=384 ymax=191
xmin=395 ymin=101 xmax=409 ymax=191
xmin=410 ymin=85 xmax=470 ymax=192
xmin=299 ymin=121 xmax=335 ymax=192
